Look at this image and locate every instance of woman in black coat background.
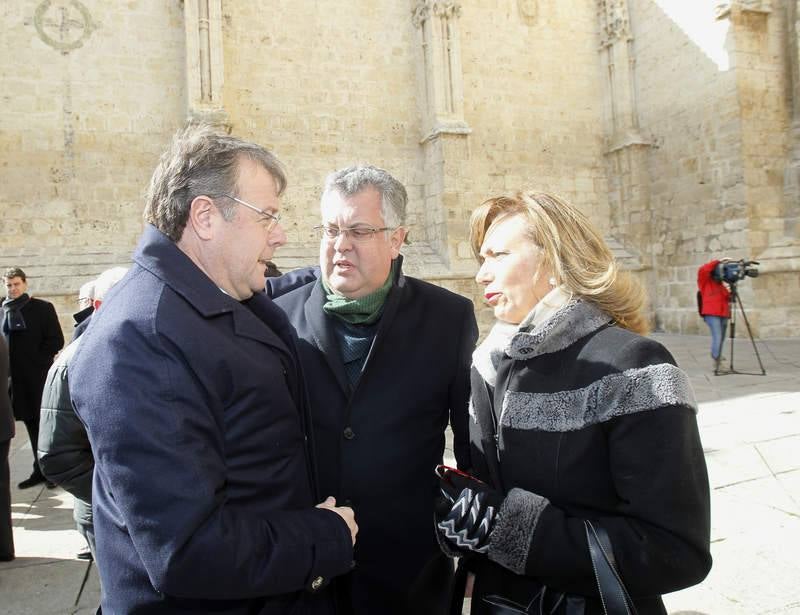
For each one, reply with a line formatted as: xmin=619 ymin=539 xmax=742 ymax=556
xmin=435 ymin=192 xmax=711 ymax=614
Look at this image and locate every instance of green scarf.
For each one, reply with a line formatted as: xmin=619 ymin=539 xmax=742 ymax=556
xmin=322 ymin=261 xmax=397 ymax=325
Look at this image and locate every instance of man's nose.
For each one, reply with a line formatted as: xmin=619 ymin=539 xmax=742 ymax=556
xmin=270 ymin=223 xmax=288 ymax=247
xmin=333 ymin=230 xmax=353 ymax=251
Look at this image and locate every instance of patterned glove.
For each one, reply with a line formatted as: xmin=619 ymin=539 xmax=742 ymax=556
xmin=434 ymin=465 xmax=502 ymax=554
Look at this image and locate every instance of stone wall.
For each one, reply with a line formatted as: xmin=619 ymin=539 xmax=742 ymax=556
xmin=1 ymin=0 xmax=798 ymax=337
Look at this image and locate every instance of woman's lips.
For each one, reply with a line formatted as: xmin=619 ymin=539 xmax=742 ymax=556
xmin=484 ymin=292 xmax=501 ymax=305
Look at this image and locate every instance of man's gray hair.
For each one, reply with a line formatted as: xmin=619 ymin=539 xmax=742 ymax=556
xmin=322 ymin=165 xmax=407 ymax=228
xmin=78 ymin=279 xmax=96 ymax=302
xmin=144 ymin=123 xmax=287 ymax=242
xmin=93 ymin=267 xmax=129 ymax=302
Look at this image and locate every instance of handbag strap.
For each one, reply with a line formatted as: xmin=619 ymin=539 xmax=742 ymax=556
xmin=449 ymin=557 xmax=470 ymax=615
xmin=584 ymin=521 xmax=638 ymax=615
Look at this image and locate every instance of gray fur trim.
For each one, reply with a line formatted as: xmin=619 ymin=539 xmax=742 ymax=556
xmin=501 ymin=363 xmax=698 ymax=432
xmin=488 ymin=488 xmax=549 ymax=574
xmin=506 ymin=300 xmax=612 ymax=360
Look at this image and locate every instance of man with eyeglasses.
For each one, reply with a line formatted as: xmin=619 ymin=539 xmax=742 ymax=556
xmin=268 ymin=165 xmax=478 ymax=615
xmin=69 ymin=124 xmax=357 ymax=615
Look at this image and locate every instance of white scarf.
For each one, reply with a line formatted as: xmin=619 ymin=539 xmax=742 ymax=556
xmin=472 ymin=286 xmax=572 ymax=386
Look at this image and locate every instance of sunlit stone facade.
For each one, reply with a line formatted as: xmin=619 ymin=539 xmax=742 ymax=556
xmin=1 ymin=0 xmax=798 ymax=336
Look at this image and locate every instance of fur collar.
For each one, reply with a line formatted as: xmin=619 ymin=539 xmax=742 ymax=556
xmin=473 ymin=299 xmax=613 ymax=387
xmin=506 ymin=300 xmax=613 ymax=361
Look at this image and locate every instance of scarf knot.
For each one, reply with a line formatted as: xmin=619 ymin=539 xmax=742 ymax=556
xmin=321 ymin=261 xmax=397 ymax=325
xmin=2 ymin=293 xmax=31 ymax=335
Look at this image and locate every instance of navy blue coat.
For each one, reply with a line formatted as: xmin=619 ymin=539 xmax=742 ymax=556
xmin=70 ymin=225 xmax=354 ymax=615
xmin=270 ymin=261 xmax=478 ymax=615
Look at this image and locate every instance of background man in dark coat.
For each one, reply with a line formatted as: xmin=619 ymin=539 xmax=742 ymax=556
xmin=38 ymin=266 xmax=129 ymax=563
xmin=2 ymin=267 xmax=64 ymax=489
xmin=0 ymin=335 xmax=14 ymax=561
xmin=269 ymin=165 xmax=478 ymax=615
xmin=69 ymin=124 xmax=357 ymax=615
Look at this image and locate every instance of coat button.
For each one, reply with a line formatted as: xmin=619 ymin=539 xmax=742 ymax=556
xmin=343 ymin=427 xmax=355 ymax=440
xmin=311 ymin=576 xmax=324 ymax=591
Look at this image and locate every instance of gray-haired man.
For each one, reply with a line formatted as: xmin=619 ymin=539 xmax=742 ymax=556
xmin=69 ymin=124 xmax=356 ymax=614
xmin=269 ymin=165 xmax=478 ymax=615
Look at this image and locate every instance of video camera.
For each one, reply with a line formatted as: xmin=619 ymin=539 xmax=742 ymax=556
xmin=712 ymin=259 xmax=760 ymax=284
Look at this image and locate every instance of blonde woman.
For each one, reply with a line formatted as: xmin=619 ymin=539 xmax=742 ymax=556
xmin=435 ymin=192 xmax=711 ymax=614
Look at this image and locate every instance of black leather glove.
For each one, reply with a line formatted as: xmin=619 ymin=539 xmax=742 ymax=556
xmin=434 ymin=465 xmax=502 ymax=555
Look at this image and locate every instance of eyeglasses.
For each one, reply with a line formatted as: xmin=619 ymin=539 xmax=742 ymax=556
xmin=314 ymin=225 xmax=395 ymax=242
xmin=222 ymin=194 xmax=281 ymax=231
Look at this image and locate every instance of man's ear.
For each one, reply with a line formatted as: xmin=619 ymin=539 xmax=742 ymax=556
xmin=390 ymin=227 xmax=407 ymax=258
xmin=186 ymin=195 xmax=216 ymax=240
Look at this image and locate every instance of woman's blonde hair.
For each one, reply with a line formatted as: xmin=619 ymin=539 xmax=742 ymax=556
xmin=469 ymin=191 xmax=649 ymax=334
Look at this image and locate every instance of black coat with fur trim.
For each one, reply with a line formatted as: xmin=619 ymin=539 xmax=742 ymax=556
xmin=465 ymin=300 xmax=712 ymax=615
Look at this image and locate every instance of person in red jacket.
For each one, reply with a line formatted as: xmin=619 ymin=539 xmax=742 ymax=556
xmin=697 ymin=259 xmax=731 ymax=371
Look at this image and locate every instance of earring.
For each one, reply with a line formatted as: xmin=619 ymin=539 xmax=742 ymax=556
xmin=548 ymin=277 xmax=557 ymax=287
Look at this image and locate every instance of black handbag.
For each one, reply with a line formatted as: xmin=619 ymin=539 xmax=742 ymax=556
xmin=483 ymin=587 xmax=584 ymax=615
xmin=478 ymin=521 xmax=636 ymax=615
xmin=584 ymin=520 xmax=638 ymax=615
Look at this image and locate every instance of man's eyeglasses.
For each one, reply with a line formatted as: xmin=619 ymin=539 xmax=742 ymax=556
xmin=222 ymin=194 xmax=281 ymax=231
xmin=314 ymin=225 xmax=395 ymax=242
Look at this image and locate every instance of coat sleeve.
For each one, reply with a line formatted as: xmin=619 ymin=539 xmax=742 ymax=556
xmin=73 ymin=317 xmax=354 ymax=600
xmin=450 ymin=300 xmax=478 ymax=470
xmin=266 ymin=267 xmax=320 ymax=299
xmin=38 ymin=347 xmax=94 ymax=501
xmin=486 ymin=338 xmax=712 ymax=598
xmin=38 ymin=301 xmax=64 ymax=365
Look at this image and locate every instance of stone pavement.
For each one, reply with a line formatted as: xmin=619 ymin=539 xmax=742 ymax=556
xmin=1 ymin=333 xmax=799 ymax=614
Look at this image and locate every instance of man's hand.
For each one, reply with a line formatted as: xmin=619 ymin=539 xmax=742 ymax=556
xmin=317 ymin=496 xmax=358 ymax=545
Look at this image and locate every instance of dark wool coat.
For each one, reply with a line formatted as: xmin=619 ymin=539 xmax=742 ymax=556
xmin=0 ymin=336 xmax=13 ymax=442
xmin=0 ymin=335 xmax=11 ymax=558
xmin=70 ymin=225 xmax=354 ymax=615
xmin=466 ymin=300 xmax=712 ymax=615
xmin=4 ymin=297 xmax=64 ymax=421
xmin=271 ymin=260 xmax=478 ymax=615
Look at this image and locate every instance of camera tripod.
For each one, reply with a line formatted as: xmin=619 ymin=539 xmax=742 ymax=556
xmin=716 ymin=282 xmax=766 ymax=376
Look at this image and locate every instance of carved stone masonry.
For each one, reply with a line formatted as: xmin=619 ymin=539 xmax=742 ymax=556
xmin=183 ymin=0 xmax=228 ymax=127
xmin=715 ymin=0 xmax=772 ymax=19
xmin=598 ymin=0 xmax=631 ymax=49
xmin=518 ymin=0 xmax=538 ymax=25
xmin=411 ymin=0 xmax=469 ymax=141
xmin=413 ymin=0 xmax=461 ymax=26
xmin=34 ymin=0 xmax=95 ymax=53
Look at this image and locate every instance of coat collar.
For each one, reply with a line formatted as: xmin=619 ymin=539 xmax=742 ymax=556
xmin=506 ymin=299 xmax=614 ymax=361
xmin=304 ymin=256 xmax=406 ymax=395
xmin=133 ymin=224 xmax=291 ymax=352
xmin=473 ymin=299 xmax=613 ymax=387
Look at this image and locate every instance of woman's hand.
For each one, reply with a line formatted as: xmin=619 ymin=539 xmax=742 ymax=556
xmin=434 ymin=468 xmax=502 ymax=554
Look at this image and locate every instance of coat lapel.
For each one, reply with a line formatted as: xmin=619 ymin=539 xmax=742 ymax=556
xmin=234 ymin=293 xmax=293 ymax=357
xmin=305 ymin=281 xmax=350 ymax=394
